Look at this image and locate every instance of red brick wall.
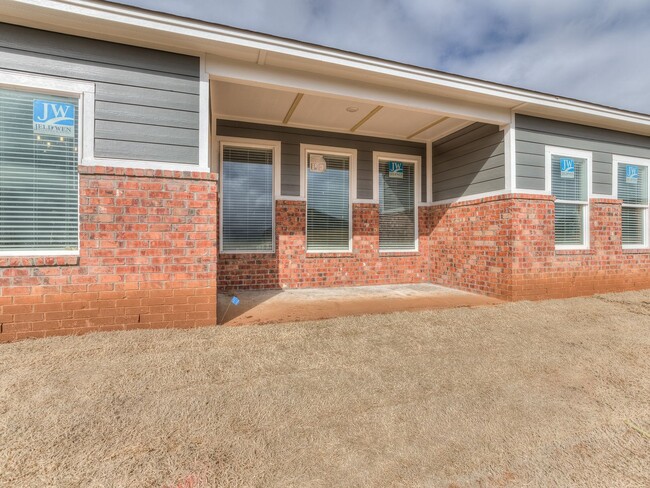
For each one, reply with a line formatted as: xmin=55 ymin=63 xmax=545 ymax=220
xmin=0 ymin=166 xmax=217 ymax=342
xmin=429 ymin=193 xmax=650 ymax=300
xmin=219 ymin=193 xmax=650 ymax=299
xmin=429 ymin=195 xmax=515 ymax=298
xmin=218 ymin=199 xmax=431 ymax=290
xmin=510 ymin=195 xmax=650 ymax=300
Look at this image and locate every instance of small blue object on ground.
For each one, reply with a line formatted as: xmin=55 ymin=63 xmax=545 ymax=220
xmin=231 ymin=296 xmax=240 ymax=306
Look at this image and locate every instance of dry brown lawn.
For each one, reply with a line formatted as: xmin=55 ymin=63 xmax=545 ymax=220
xmin=1 ymin=291 xmax=649 ymax=487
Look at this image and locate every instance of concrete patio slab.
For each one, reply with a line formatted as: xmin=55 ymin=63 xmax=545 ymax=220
xmin=217 ymin=283 xmax=501 ymax=325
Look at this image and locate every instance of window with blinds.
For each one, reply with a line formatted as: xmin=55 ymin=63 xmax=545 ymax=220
xmin=550 ymin=152 xmax=588 ymax=247
xmin=379 ymin=159 xmax=416 ymax=251
xmin=306 ymin=152 xmax=350 ymax=252
xmin=617 ymin=162 xmax=648 ymax=247
xmin=0 ymin=88 xmax=79 ymax=253
xmin=221 ymin=145 xmax=274 ymax=253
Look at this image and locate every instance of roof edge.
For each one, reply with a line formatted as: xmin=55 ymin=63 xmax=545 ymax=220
xmin=5 ymin=0 xmax=650 ymax=129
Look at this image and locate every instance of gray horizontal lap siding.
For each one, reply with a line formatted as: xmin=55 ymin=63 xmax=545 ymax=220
xmin=216 ymin=120 xmax=426 ymax=199
xmin=515 ymin=115 xmax=650 ymax=195
xmin=432 ymin=122 xmax=505 ymax=201
xmin=0 ymin=22 xmax=200 ymax=164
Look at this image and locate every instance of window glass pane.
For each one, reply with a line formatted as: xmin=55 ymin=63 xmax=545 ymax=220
xmin=617 ymin=164 xmax=648 ymax=205
xmin=221 ymin=146 xmax=273 ymax=252
xmin=551 ymin=154 xmax=587 ymax=202
xmin=306 ymin=153 xmax=350 ymax=251
xmin=622 ymin=206 xmax=645 ymax=246
xmin=0 ymin=88 xmax=79 ymax=251
xmin=379 ymin=159 xmax=415 ymax=251
xmin=555 ymin=202 xmax=584 ymax=246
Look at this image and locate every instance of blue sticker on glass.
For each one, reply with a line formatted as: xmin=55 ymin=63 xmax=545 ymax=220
xmin=560 ymin=158 xmax=575 ymax=179
xmin=33 ymin=100 xmax=75 ymax=137
xmin=388 ymin=161 xmax=403 ymax=179
xmin=626 ymin=165 xmax=639 ymax=184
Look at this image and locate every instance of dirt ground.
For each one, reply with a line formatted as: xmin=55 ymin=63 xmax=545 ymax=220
xmin=1 ymin=291 xmax=649 ymax=487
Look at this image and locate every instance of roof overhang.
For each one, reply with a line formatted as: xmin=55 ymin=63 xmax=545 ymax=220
xmin=4 ymin=0 xmax=650 ymax=137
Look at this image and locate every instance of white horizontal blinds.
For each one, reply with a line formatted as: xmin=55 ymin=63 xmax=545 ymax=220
xmin=551 ymin=154 xmax=588 ymax=246
xmin=622 ymin=207 xmax=645 ymax=246
xmin=0 ymin=88 xmax=78 ymax=251
xmin=617 ymin=163 xmax=648 ymax=246
xmin=221 ymin=145 xmax=274 ymax=252
xmin=306 ymin=153 xmax=350 ymax=252
xmin=555 ymin=203 xmax=584 ymax=246
xmin=379 ymin=159 xmax=415 ymax=251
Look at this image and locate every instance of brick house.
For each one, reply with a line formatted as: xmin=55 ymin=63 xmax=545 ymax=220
xmin=2 ymin=0 xmax=650 ymax=340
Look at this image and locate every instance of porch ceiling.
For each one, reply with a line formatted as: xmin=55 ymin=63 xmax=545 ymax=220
xmin=214 ymin=80 xmax=473 ymax=143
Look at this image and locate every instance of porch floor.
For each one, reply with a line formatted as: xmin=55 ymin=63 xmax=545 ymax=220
xmin=217 ymin=283 xmax=501 ymax=325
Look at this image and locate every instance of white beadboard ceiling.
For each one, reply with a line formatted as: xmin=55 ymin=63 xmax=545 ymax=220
xmin=214 ymin=80 xmax=476 ymax=142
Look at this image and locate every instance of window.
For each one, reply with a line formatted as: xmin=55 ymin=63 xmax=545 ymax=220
xmin=220 ymin=140 xmax=277 ymax=253
xmin=376 ymin=153 xmax=419 ymax=251
xmin=546 ymin=147 xmax=591 ymax=249
xmin=0 ymin=87 xmax=79 ymax=254
xmin=614 ymin=157 xmax=649 ymax=248
xmin=305 ymin=147 xmax=353 ymax=252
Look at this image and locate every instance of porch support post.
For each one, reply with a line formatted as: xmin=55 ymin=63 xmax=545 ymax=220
xmin=502 ymin=111 xmax=517 ymax=192
xmin=426 ymin=142 xmax=433 ymax=202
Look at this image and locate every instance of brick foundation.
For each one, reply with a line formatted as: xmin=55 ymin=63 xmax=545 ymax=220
xmin=0 ymin=166 xmax=217 ymax=342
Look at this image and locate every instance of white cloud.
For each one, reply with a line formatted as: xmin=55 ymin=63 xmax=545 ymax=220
xmin=117 ymin=0 xmax=650 ymax=113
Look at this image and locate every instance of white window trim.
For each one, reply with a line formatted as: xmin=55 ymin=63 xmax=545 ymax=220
xmin=301 ymin=144 xmax=356 ymax=253
xmin=374 ymin=151 xmax=421 ymax=253
xmin=217 ymin=136 xmax=280 ymax=254
xmin=0 ymin=70 xmax=89 ymax=257
xmin=613 ymin=155 xmax=650 ymax=250
xmin=545 ymin=146 xmax=592 ymax=251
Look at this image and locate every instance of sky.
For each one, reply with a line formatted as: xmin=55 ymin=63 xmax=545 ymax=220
xmin=116 ymin=0 xmax=650 ymax=114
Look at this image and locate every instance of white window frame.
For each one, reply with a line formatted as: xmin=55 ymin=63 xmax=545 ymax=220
xmin=613 ymin=155 xmax=650 ymax=250
xmin=0 ymin=70 xmax=92 ymax=257
xmin=545 ymin=146 xmax=592 ymax=251
xmin=301 ymin=144 xmax=356 ymax=253
xmin=374 ymin=151 xmax=421 ymax=253
xmin=217 ymin=136 xmax=280 ymax=254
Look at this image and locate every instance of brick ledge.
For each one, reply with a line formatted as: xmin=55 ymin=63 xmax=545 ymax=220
xmin=79 ymin=165 xmax=217 ymax=181
xmin=0 ymin=256 xmax=80 ymax=268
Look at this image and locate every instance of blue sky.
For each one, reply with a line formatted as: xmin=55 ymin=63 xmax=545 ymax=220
xmin=117 ymin=0 xmax=650 ymax=114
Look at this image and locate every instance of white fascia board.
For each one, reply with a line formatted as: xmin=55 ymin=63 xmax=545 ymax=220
xmin=7 ymin=0 xmax=650 ymax=131
xmin=206 ymin=55 xmax=511 ymax=125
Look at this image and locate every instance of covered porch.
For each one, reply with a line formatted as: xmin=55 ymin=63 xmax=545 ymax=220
xmin=206 ymin=52 xmax=521 ymax=299
xmin=217 ymin=283 xmax=501 ymax=325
